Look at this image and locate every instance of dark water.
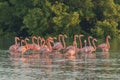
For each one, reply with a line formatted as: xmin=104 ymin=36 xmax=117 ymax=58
xmin=0 ymin=38 xmax=120 ymax=80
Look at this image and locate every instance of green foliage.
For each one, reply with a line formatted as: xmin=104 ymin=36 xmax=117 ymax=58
xmin=0 ymin=0 xmax=120 ymax=39
xmin=91 ymin=20 xmax=119 ymax=38
xmin=23 ymin=8 xmax=47 ymax=36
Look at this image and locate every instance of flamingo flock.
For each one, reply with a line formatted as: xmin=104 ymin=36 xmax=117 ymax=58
xmin=8 ymin=34 xmax=111 ymax=59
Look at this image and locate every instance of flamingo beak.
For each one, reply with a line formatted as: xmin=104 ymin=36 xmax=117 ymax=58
xmin=79 ymin=34 xmax=84 ymax=37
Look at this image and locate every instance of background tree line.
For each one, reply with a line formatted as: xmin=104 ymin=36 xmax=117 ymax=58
xmin=0 ymin=0 xmax=120 ymax=39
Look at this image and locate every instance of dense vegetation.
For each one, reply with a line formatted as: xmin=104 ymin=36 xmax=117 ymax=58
xmin=0 ymin=0 xmax=120 ymax=39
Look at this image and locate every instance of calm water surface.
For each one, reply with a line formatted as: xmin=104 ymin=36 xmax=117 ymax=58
xmin=0 ymin=39 xmax=120 ymax=80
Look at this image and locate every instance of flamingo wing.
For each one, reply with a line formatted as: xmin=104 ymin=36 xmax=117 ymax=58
xmin=53 ymin=42 xmax=63 ymax=51
xmin=98 ymin=43 xmax=107 ymax=48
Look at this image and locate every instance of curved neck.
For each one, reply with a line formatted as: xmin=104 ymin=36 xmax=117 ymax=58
xmin=21 ymin=40 xmax=24 ymax=46
xmin=37 ymin=37 xmax=41 ymax=46
xmin=47 ymin=40 xmax=53 ymax=51
xmin=74 ymin=35 xmax=77 ymax=41
xmin=106 ymin=37 xmax=110 ymax=49
xmin=15 ymin=37 xmax=19 ymax=45
xmin=73 ymin=35 xmax=78 ymax=48
xmin=62 ymin=36 xmax=66 ymax=49
xmin=92 ymin=39 xmax=97 ymax=50
xmin=42 ymin=39 xmax=46 ymax=46
xmin=88 ymin=36 xmax=92 ymax=46
xmin=58 ymin=34 xmax=63 ymax=42
xmin=25 ymin=39 xmax=29 ymax=49
xmin=32 ymin=37 xmax=36 ymax=44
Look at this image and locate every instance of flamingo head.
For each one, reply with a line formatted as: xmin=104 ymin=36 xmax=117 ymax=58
xmin=93 ymin=38 xmax=97 ymax=42
xmin=25 ymin=37 xmax=29 ymax=41
xmin=47 ymin=37 xmax=54 ymax=43
xmin=79 ymin=34 xmax=84 ymax=37
xmin=88 ymin=36 xmax=93 ymax=39
xmin=15 ymin=37 xmax=20 ymax=40
xmin=58 ymin=34 xmax=63 ymax=37
xmin=38 ymin=36 xmax=41 ymax=40
xmin=107 ymin=35 xmax=111 ymax=39
xmin=32 ymin=36 xmax=37 ymax=39
xmin=48 ymin=37 xmax=54 ymax=40
xmin=74 ymin=34 xmax=78 ymax=37
xmin=63 ymin=34 xmax=67 ymax=38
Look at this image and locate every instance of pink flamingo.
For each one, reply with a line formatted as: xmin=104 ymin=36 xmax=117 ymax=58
xmin=81 ymin=38 xmax=97 ymax=59
xmin=78 ymin=34 xmax=84 ymax=52
xmin=28 ymin=36 xmax=40 ymax=51
xmin=53 ymin=34 xmax=67 ymax=51
xmin=73 ymin=34 xmax=79 ymax=48
xmin=17 ymin=38 xmax=29 ymax=57
xmin=9 ymin=37 xmax=20 ymax=53
xmin=37 ymin=36 xmax=42 ymax=47
xmin=81 ymin=40 xmax=89 ymax=59
xmin=97 ymin=35 xmax=111 ymax=52
xmin=39 ymin=38 xmax=50 ymax=53
xmin=46 ymin=37 xmax=54 ymax=52
xmin=88 ymin=38 xmax=97 ymax=59
xmin=90 ymin=38 xmax=97 ymax=52
xmin=40 ymin=37 xmax=54 ymax=53
xmin=81 ymin=36 xmax=93 ymax=53
xmin=65 ymin=35 xmax=79 ymax=56
xmin=66 ymin=35 xmax=78 ymax=50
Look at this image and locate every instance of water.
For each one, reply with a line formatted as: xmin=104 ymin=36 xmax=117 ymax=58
xmin=0 ymin=39 xmax=120 ymax=80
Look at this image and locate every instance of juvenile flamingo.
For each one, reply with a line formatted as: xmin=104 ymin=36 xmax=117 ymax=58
xmin=9 ymin=37 xmax=20 ymax=53
xmin=97 ymin=35 xmax=111 ymax=52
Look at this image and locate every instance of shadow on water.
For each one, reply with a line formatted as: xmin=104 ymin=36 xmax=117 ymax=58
xmin=0 ymin=38 xmax=120 ymax=80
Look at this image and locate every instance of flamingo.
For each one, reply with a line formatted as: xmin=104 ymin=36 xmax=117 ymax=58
xmin=81 ymin=40 xmax=89 ymax=59
xmin=73 ymin=34 xmax=79 ymax=48
xmin=97 ymin=35 xmax=111 ymax=52
xmin=65 ymin=35 xmax=79 ymax=56
xmin=37 ymin=36 xmax=42 ymax=48
xmin=81 ymin=38 xmax=97 ymax=59
xmin=17 ymin=38 xmax=29 ymax=57
xmin=46 ymin=37 xmax=54 ymax=52
xmin=40 ymin=37 xmax=54 ymax=53
xmin=28 ymin=36 xmax=40 ymax=51
xmin=53 ymin=34 xmax=67 ymax=51
xmin=90 ymin=38 xmax=97 ymax=52
xmin=39 ymin=38 xmax=50 ymax=53
xmin=88 ymin=38 xmax=97 ymax=59
xmin=81 ymin=36 xmax=93 ymax=53
xmin=78 ymin=34 xmax=84 ymax=52
xmin=9 ymin=37 xmax=20 ymax=53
